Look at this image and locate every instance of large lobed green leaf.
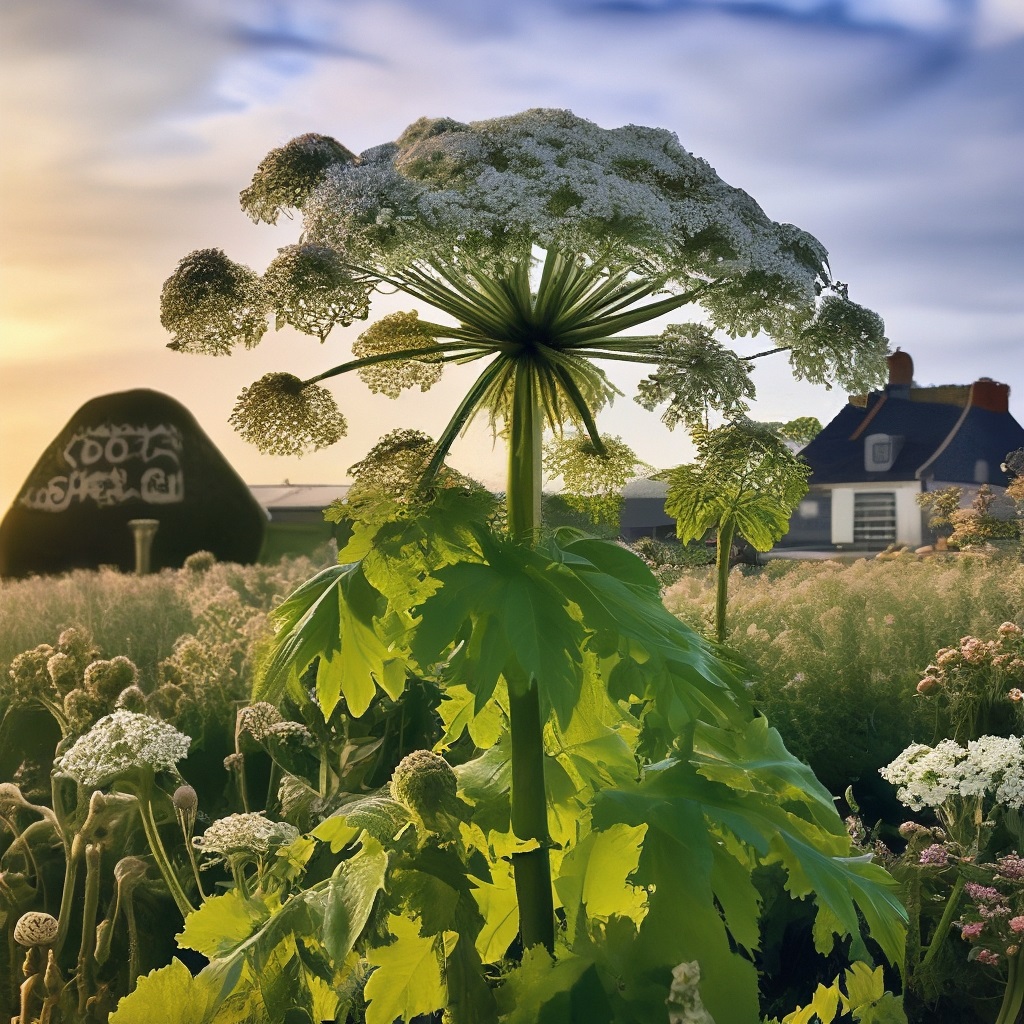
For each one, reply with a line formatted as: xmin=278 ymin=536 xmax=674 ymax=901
xmin=412 ymin=529 xmax=589 ymax=725
xmin=586 ymin=717 xmax=906 ymax=1023
xmin=254 ymin=561 xmax=406 ymax=717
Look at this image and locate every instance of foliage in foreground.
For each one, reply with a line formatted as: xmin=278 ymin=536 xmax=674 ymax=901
xmin=109 ymin=495 xmax=902 ymax=1022
xmin=854 ymin=619 xmax=1024 ymax=1023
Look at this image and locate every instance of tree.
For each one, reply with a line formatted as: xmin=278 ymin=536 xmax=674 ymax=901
xmin=663 ymin=421 xmax=811 ymax=643
xmin=156 ymin=110 xmax=901 ymax=1022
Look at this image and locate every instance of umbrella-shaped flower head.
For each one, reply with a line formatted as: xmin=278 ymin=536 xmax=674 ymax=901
xmin=57 ymin=710 xmax=191 ymax=789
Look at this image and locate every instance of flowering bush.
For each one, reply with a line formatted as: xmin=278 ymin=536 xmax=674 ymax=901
xmin=871 ymin=730 xmax=1024 ymax=1022
xmin=916 ymin=622 xmax=1024 ymax=740
xmin=918 ymin=483 xmax=1021 ymax=549
xmin=956 ymin=861 xmax=1024 ymax=970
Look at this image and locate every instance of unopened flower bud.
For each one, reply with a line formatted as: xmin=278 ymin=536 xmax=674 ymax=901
xmin=173 ymin=785 xmax=198 ymax=814
xmin=113 ymin=856 xmax=148 ymax=888
xmin=44 ymin=949 xmax=63 ymax=994
xmin=173 ymin=784 xmax=198 ymax=836
xmin=115 ymin=685 xmax=148 ymax=713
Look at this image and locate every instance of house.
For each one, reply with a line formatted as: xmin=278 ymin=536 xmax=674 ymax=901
xmin=780 ymin=350 xmax=1024 ymax=550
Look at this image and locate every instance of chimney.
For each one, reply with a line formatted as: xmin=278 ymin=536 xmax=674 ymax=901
xmin=886 ymin=348 xmax=913 ymax=388
xmin=969 ymin=377 xmax=1010 ymax=414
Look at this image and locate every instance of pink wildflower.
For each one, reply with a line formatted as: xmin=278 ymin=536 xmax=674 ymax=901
xmin=918 ymin=844 xmax=949 ymax=866
xmin=965 ymin=883 xmax=1003 ymax=902
xmin=961 ymin=921 xmax=985 ymax=940
xmin=998 ymin=855 xmax=1024 ymax=880
xmin=976 ymin=949 xmax=1001 ymax=965
xmin=998 ymin=622 xmax=1023 ymax=637
xmin=1010 ymin=917 xmax=1024 ymax=935
xmin=917 ymin=676 xmax=940 ymax=695
xmin=961 ymin=638 xmax=990 ymax=664
xmin=1009 ymin=689 xmax=1024 ymax=703
xmin=979 ymin=904 xmax=1012 ymax=919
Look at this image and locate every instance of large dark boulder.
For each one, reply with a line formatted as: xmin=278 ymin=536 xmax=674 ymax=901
xmin=0 ymin=389 xmax=266 ymax=577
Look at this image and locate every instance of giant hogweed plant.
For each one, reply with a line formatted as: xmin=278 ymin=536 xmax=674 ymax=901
xmin=138 ymin=109 xmax=904 ymax=1022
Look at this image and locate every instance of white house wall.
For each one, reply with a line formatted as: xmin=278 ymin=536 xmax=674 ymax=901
xmin=828 ymin=480 xmax=923 ymax=547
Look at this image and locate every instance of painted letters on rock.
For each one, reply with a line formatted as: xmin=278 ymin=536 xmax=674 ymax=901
xmin=0 ymin=390 xmax=266 ymax=577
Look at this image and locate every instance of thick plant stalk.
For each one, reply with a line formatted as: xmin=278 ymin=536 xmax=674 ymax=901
xmin=54 ymin=834 xmax=82 ymax=958
xmin=996 ymin=944 xmax=1024 ymax=1024
xmin=714 ymin=517 xmax=736 ymax=645
xmin=505 ymin=363 xmax=556 ymax=953
xmin=76 ymin=843 xmax=102 ymax=1015
xmin=920 ymin=872 xmax=965 ymax=971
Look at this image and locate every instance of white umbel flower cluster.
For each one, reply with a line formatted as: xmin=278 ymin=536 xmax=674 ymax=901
xmin=57 ymin=710 xmax=191 ymax=788
xmin=880 ymin=736 xmax=1024 ymax=811
xmin=192 ymin=812 xmax=300 ymax=863
xmin=301 ymin=109 xmax=826 ymax=312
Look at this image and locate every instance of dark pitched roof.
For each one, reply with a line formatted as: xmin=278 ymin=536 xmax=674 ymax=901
xmin=921 ymin=405 xmax=1024 ymax=482
xmin=800 ymin=390 xmax=1024 ymax=486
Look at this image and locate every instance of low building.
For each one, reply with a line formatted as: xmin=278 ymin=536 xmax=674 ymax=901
xmin=249 ymin=478 xmax=678 ymax=547
xmin=781 ymin=350 xmax=1024 ymax=551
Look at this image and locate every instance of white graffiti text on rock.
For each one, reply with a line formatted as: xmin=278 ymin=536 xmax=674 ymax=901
xmin=19 ymin=424 xmax=185 ymax=512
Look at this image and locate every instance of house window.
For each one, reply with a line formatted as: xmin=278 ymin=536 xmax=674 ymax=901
xmin=798 ymin=499 xmax=819 ymax=519
xmin=871 ymin=441 xmax=892 ymax=465
xmin=853 ymin=492 xmax=896 ymax=546
xmin=975 ymin=459 xmax=989 ymax=483
xmin=864 ymin=433 xmax=904 ymax=472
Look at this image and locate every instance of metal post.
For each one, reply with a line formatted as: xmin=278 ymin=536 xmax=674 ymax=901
xmin=127 ymin=519 xmax=159 ymax=575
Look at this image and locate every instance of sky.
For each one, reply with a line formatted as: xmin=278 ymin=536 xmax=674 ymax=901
xmin=1 ymin=0 xmax=1023 ymax=513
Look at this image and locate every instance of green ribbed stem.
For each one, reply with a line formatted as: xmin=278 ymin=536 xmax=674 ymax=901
xmin=76 ymin=843 xmax=102 ymax=1015
xmin=714 ymin=517 xmax=736 ymax=644
xmin=136 ymin=790 xmax=194 ymax=918
xmin=996 ymin=943 xmax=1024 ymax=1024
xmin=921 ymin=871 xmax=965 ymax=970
xmin=506 ymin=362 xmax=555 ymax=953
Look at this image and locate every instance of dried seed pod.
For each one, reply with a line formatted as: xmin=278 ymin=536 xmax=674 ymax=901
xmin=14 ymin=911 xmax=59 ymax=947
xmin=172 ymin=785 xmax=198 ymax=814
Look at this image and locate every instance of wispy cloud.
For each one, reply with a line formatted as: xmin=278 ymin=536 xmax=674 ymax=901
xmin=1 ymin=0 xmax=1022 ymax=507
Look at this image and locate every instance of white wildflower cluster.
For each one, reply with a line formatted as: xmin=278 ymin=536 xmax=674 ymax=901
xmin=297 ymin=110 xmax=828 ymax=321
xmin=880 ymin=736 xmax=1024 ymax=812
xmin=57 ymin=711 xmax=191 ymax=788
xmin=192 ymin=812 xmax=300 ymax=863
